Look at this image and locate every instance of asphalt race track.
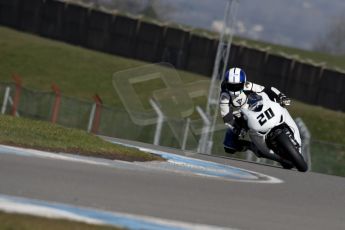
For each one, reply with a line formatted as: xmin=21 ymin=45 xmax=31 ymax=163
xmin=0 ymin=137 xmax=344 ymax=230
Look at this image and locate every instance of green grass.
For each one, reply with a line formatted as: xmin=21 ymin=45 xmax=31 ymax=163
xmin=289 ymin=101 xmax=345 ymax=144
xmin=0 ymin=211 xmax=122 ymax=230
xmin=310 ymin=141 xmax=345 ymax=177
xmin=0 ymin=114 xmax=162 ymax=162
xmin=0 ymin=26 xmax=205 ymax=108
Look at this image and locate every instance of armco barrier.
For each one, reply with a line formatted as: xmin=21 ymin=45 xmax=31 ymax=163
xmin=135 ymin=21 xmax=164 ymax=62
xmin=230 ymin=45 xmax=267 ymax=83
xmin=0 ymin=0 xmax=19 ymax=27
xmin=317 ymin=69 xmax=345 ymax=111
xmin=228 ymin=43 xmax=242 ymax=66
xmin=287 ymin=62 xmax=323 ymax=104
xmin=186 ymin=35 xmax=217 ymax=75
xmin=162 ymin=27 xmax=189 ymax=68
xmin=38 ymin=0 xmax=64 ymax=39
xmin=163 ymin=27 xmax=188 ymax=49
xmin=108 ymin=14 xmax=138 ymax=57
xmin=261 ymin=53 xmax=293 ymax=92
xmin=17 ymin=0 xmax=42 ymax=33
xmin=85 ymin=10 xmax=112 ymax=51
xmin=60 ymin=3 xmax=88 ymax=45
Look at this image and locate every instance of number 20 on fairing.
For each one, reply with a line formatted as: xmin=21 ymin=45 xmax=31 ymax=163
xmin=256 ymin=108 xmax=275 ymax=126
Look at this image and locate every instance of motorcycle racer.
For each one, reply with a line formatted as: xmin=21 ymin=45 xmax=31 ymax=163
xmin=220 ymin=67 xmax=291 ymax=154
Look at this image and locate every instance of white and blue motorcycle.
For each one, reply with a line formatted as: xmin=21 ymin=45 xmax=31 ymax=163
xmin=239 ymin=92 xmax=308 ymax=172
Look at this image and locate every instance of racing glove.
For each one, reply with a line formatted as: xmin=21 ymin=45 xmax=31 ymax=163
xmin=226 ymin=119 xmax=247 ymax=138
xmin=278 ymin=94 xmax=291 ymax=107
xmin=236 ymin=128 xmax=247 ymax=138
xmin=224 ymin=123 xmax=245 ymax=137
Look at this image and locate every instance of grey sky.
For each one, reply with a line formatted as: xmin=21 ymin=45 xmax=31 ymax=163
xmin=158 ymin=0 xmax=345 ymax=50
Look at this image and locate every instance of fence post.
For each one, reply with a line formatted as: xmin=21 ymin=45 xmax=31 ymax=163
xmin=87 ymin=103 xmax=96 ymax=133
xmin=51 ymin=83 xmax=61 ymax=123
xmin=91 ymin=94 xmax=103 ymax=134
xmin=11 ymin=74 xmax=22 ymax=117
xmin=196 ymin=106 xmax=212 ymax=154
xmin=181 ymin=118 xmax=191 ymax=151
xmin=1 ymin=87 xmax=11 ymax=114
xmin=149 ymin=99 xmax=164 ymax=146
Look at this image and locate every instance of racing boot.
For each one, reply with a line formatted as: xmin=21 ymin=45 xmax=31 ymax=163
xmin=224 ymin=140 xmax=251 ymax=154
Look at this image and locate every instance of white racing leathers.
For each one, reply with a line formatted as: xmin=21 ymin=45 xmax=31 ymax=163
xmin=220 ymin=81 xmax=284 ymax=129
xmin=220 ymin=81 xmax=285 ymax=151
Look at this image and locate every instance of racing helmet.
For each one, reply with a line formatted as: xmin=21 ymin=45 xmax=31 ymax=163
xmin=224 ymin=67 xmax=247 ymax=96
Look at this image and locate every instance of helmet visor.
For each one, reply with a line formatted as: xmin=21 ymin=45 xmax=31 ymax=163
xmin=226 ymin=83 xmax=244 ymax=92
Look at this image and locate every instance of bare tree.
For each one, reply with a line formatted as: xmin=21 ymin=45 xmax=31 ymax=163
xmin=313 ymin=14 xmax=345 ymax=55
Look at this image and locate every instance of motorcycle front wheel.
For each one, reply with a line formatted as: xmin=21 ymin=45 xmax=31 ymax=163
xmin=276 ymin=132 xmax=308 ymax=172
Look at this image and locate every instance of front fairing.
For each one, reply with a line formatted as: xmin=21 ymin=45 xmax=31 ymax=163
xmin=241 ymin=93 xmax=283 ymax=133
xmin=248 ymin=131 xmax=275 ymax=155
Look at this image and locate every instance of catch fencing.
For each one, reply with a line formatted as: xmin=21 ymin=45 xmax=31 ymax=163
xmin=0 ymin=80 xmax=196 ymax=149
xmin=1 ymin=78 xmax=344 ymax=176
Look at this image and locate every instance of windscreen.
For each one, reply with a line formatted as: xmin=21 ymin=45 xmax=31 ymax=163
xmin=247 ymin=93 xmax=263 ymax=112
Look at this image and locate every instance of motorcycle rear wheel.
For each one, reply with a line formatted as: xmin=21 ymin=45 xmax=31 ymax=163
xmin=276 ymin=133 xmax=308 ymax=172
